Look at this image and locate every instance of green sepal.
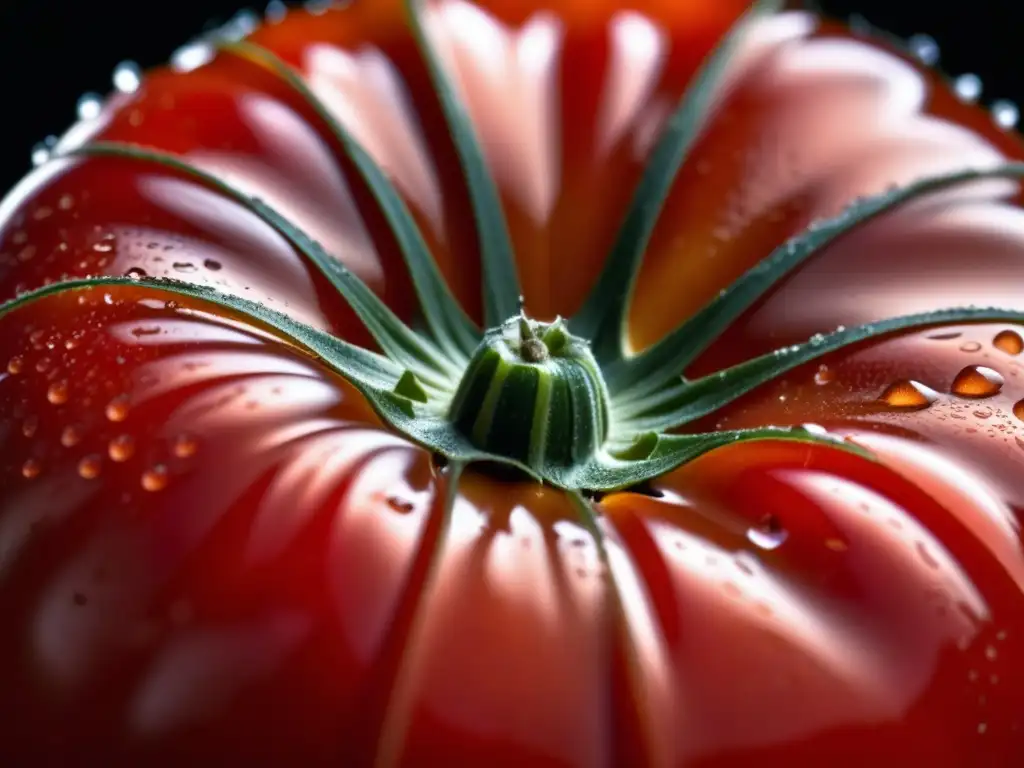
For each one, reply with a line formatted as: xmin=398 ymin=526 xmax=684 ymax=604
xmin=401 ymin=0 xmax=522 ymax=328
xmin=619 ymin=305 xmax=1024 ymax=433
xmin=569 ymin=0 xmax=784 ymax=364
xmin=609 ymin=162 xmax=1024 ymax=397
xmin=70 ymin=141 xmax=458 ymax=392
xmin=559 ymin=426 xmax=871 ymax=492
xmin=395 ymin=370 xmax=430 ymax=404
xmin=219 ymin=41 xmax=481 ymax=363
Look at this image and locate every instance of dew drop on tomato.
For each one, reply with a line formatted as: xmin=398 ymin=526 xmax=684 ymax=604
xmin=171 ymin=434 xmax=198 ymax=459
xmin=879 ymin=379 xmax=939 ymax=410
xmin=959 ymin=341 xmax=982 ymax=353
xmin=203 ymin=259 xmax=223 ymax=271
xmin=1013 ymin=399 xmax=1024 ymax=421
xmin=994 ymin=330 xmax=1024 ymax=355
xmin=21 ymin=459 xmax=41 ymax=480
xmin=105 ymin=396 xmax=130 ymax=423
xmin=108 ymin=435 xmax=135 ymax=462
xmin=141 ymin=465 xmax=169 ymax=492
xmin=60 ymin=425 xmax=82 ymax=448
xmin=746 ymin=514 xmax=788 ymax=551
xmin=814 ymin=364 xmax=834 ymax=385
xmin=21 ymin=417 xmax=38 ymax=438
xmin=6 ymin=356 xmax=24 ymax=375
xmin=124 ymin=267 xmax=147 ymax=281
xmin=77 ymin=455 xmax=102 ymax=480
xmin=951 ymin=365 xmax=1005 ymax=399
xmin=47 ymin=380 xmax=69 ymax=405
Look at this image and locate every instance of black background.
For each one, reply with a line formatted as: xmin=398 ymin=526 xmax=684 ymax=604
xmin=0 ymin=0 xmax=1019 ymax=191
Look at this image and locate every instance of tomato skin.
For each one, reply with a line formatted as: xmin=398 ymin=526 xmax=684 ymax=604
xmin=3 ymin=1 xmax=1024 ymax=765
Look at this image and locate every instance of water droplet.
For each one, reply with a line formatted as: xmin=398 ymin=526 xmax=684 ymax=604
xmin=125 ymin=267 xmax=147 ymax=281
xmin=172 ymin=434 xmax=198 ymax=458
xmin=21 ymin=459 xmax=41 ymax=479
xmin=141 ymin=465 xmax=169 ymax=492
xmin=172 ymin=262 xmax=197 ymax=273
xmin=31 ymin=143 xmax=51 ymax=167
xmin=908 ymin=33 xmax=940 ymax=66
xmin=955 ymin=73 xmax=983 ymax=102
xmin=387 ymin=497 xmax=415 ymax=513
xmin=21 ymin=417 xmax=38 ymax=438
xmin=112 ymin=61 xmax=142 ymax=93
xmin=746 ymin=515 xmax=788 ymax=551
xmin=960 ymin=341 xmax=982 ymax=353
xmin=61 ymin=425 xmax=82 ymax=447
xmin=928 ymin=331 xmax=962 ymax=341
xmin=266 ymin=0 xmax=288 ymax=22
xmin=108 ymin=435 xmax=135 ymax=462
xmin=105 ymin=396 xmax=130 ymax=422
xmin=986 ymin=644 xmax=999 ymax=661
xmin=6 ymin=356 xmax=24 ymax=375
xmin=76 ymin=93 xmax=103 ymax=121
xmin=78 ymin=455 xmax=102 ymax=480
xmin=879 ymin=380 xmax=939 ymax=410
xmin=814 ymin=364 xmax=834 ymax=385
xmin=993 ymin=99 xmax=1020 ymax=130
xmin=47 ymin=380 xmax=69 ymax=405
xmin=974 ymin=408 xmax=993 ymax=419
xmin=825 ymin=538 xmax=848 ymax=552
xmin=170 ymin=42 xmax=215 ymax=73
xmin=994 ymin=330 xmax=1023 ymax=355
xmin=58 ymin=194 xmax=75 ymax=211
xmin=203 ymin=259 xmax=222 ymax=271
xmin=952 ymin=366 xmax=1004 ymax=399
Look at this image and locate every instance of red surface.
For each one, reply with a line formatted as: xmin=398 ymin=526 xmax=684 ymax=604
xmin=2 ymin=0 xmax=1024 ymax=764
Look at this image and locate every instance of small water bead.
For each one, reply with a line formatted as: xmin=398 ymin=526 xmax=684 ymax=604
xmin=21 ymin=417 xmax=38 ymax=438
xmin=1013 ymin=400 xmax=1024 ymax=421
xmin=172 ymin=262 xmax=197 ymax=273
xmin=61 ymin=425 xmax=82 ymax=447
xmin=47 ymin=380 xmax=70 ymax=405
xmin=879 ymin=380 xmax=939 ymax=410
xmin=105 ymin=396 xmax=130 ymax=422
xmin=814 ymin=365 xmax=834 ymax=385
xmin=992 ymin=99 xmax=1020 ymax=130
xmin=112 ymin=61 xmax=142 ymax=94
xmin=78 ymin=455 xmax=102 ymax=480
xmin=76 ymin=93 xmax=103 ymax=121
xmin=172 ymin=434 xmax=198 ymax=458
xmin=108 ymin=435 xmax=135 ymax=462
xmin=203 ymin=259 xmax=222 ymax=271
xmin=955 ymin=73 xmax=983 ymax=102
xmin=960 ymin=341 xmax=982 ymax=353
xmin=908 ymin=33 xmax=940 ymax=66
xmin=387 ymin=497 xmax=415 ymax=513
xmin=746 ymin=515 xmax=788 ymax=551
xmin=7 ymin=356 xmax=24 ymax=375
xmin=994 ymin=330 xmax=1024 ymax=355
xmin=21 ymin=459 xmax=42 ymax=479
xmin=141 ymin=465 xmax=169 ymax=492
xmin=125 ymin=267 xmax=147 ymax=280
xmin=951 ymin=366 xmax=1004 ymax=399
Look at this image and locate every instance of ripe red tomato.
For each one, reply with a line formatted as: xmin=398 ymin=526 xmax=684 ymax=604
xmin=3 ymin=0 xmax=1024 ymax=765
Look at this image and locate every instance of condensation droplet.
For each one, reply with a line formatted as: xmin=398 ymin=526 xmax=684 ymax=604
xmin=746 ymin=515 xmax=788 ymax=551
xmin=960 ymin=341 xmax=982 ymax=353
xmin=105 ymin=396 xmax=130 ymax=422
xmin=6 ymin=356 xmax=24 ymax=375
xmin=108 ymin=434 xmax=135 ymax=462
xmin=879 ymin=380 xmax=939 ymax=410
xmin=47 ymin=380 xmax=70 ymax=405
xmin=172 ymin=433 xmax=198 ymax=458
xmin=21 ymin=417 xmax=38 ymax=438
xmin=172 ymin=262 xmax=197 ymax=274
xmin=951 ymin=366 xmax=1004 ymax=399
xmin=141 ymin=465 xmax=169 ymax=492
xmin=994 ymin=330 xmax=1024 ymax=355
xmin=125 ymin=267 xmax=147 ymax=281
xmin=112 ymin=61 xmax=143 ymax=94
xmin=203 ymin=259 xmax=222 ymax=271
xmin=61 ymin=425 xmax=82 ymax=447
xmin=21 ymin=459 xmax=42 ymax=479
xmin=954 ymin=73 xmax=983 ymax=102
xmin=993 ymin=99 xmax=1020 ymax=130
xmin=907 ymin=33 xmax=940 ymax=66
xmin=77 ymin=93 xmax=103 ymax=121
xmin=387 ymin=497 xmax=415 ymax=513
xmin=1014 ymin=400 xmax=1024 ymax=422
xmin=78 ymin=455 xmax=102 ymax=480
xmin=814 ymin=364 xmax=834 ymax=385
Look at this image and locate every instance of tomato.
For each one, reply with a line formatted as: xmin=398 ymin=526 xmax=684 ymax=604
xmin=3 ymin=0 xmax=1024 ymax=765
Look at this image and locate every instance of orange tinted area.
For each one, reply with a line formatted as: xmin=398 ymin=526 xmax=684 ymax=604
xmin=2 ymin=0 xmax=1024 ymax=764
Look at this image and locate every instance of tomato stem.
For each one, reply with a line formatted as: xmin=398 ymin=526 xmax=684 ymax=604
xmin=448 ymin=315 xmax=610 ymax=471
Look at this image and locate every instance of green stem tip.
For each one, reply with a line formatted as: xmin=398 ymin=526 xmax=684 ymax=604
xmin=449 ymin=314 xmax=610 ymax=471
